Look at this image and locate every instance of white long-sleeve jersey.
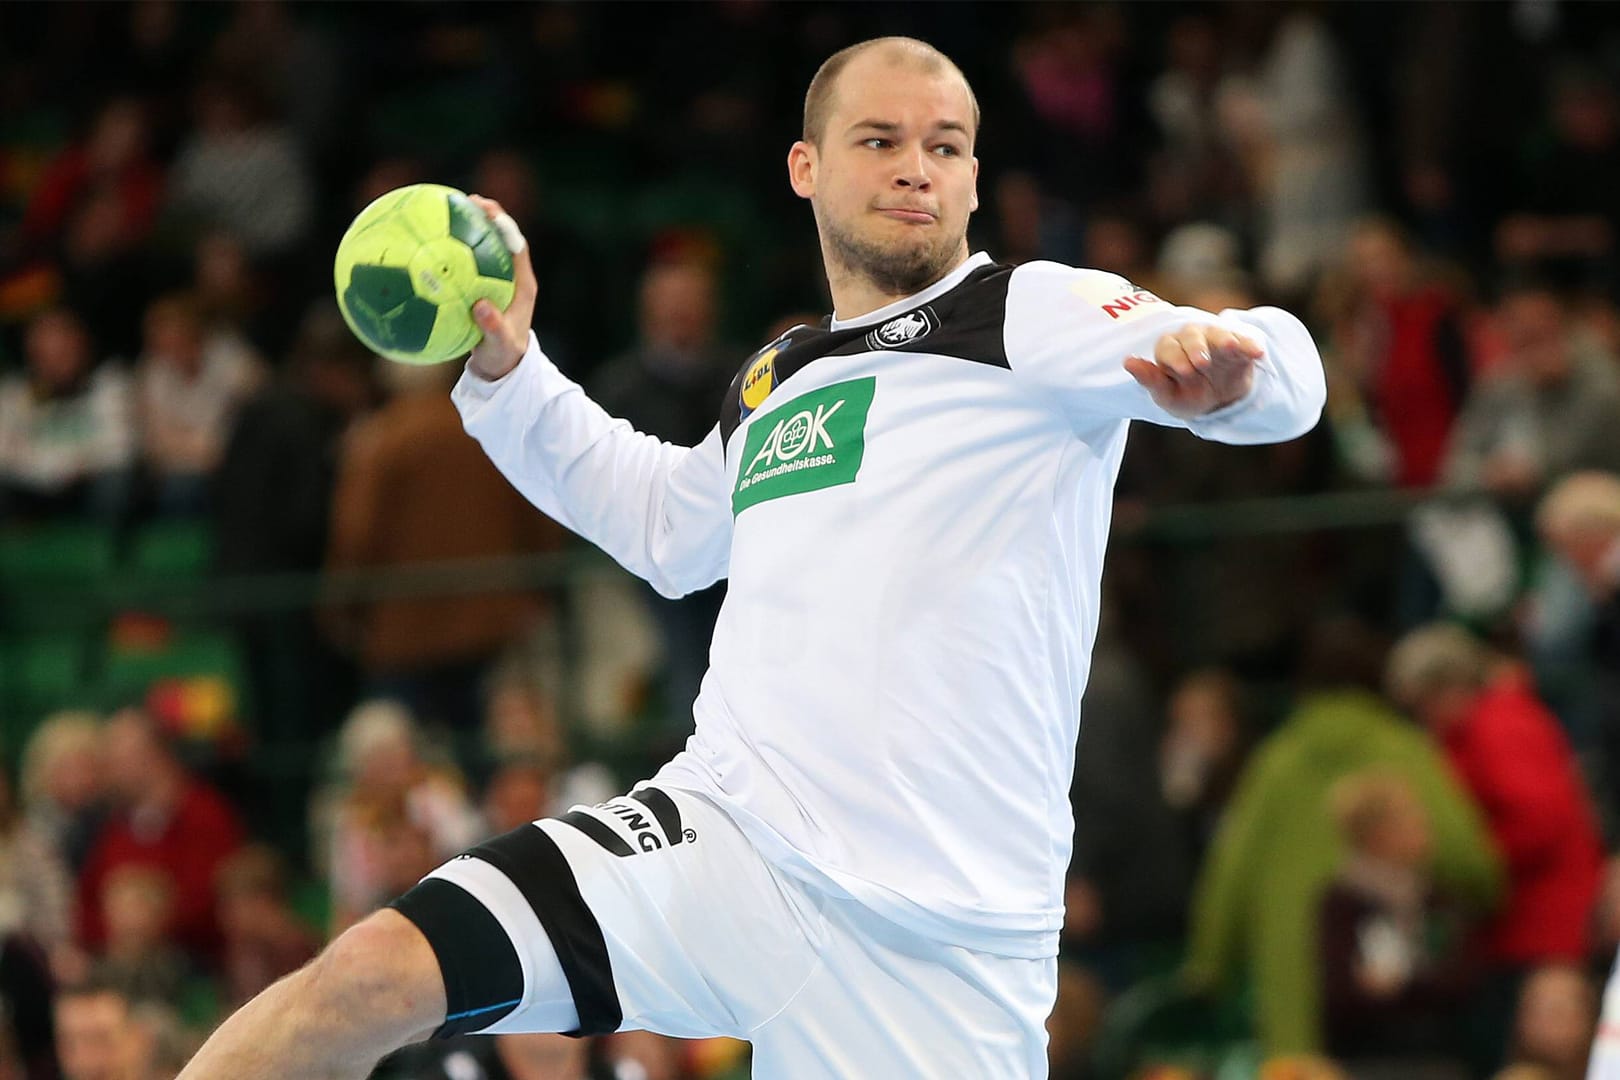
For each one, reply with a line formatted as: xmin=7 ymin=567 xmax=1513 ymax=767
xmin=453 ymin=253 xmax=1326 ymax=959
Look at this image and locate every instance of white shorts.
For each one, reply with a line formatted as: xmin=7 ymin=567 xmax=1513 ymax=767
xmin=391 ymin=785 xmax=1056 ymax=1079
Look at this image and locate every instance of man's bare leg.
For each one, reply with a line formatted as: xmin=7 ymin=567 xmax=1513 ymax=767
xmin=177 ymin=910 xmax=446 ymax=1079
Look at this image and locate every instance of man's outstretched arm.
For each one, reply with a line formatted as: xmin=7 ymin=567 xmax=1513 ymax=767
xmin=1004 ymin=263 xmax=1327 ymax=445
xmin=177 ymin=910 xmax=444 ymax=1080
xmin=454 ymin=196 xmax=733 ymax=598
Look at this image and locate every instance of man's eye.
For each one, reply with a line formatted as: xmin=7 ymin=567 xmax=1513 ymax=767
xmin=935 ymin=145 xmax=962 ymax=157
xmin=863 ymin=138 xmax=892 ymax=149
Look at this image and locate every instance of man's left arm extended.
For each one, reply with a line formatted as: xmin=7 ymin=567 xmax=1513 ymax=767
xmin=1003 ymin=263 xmax=1327 ymax=445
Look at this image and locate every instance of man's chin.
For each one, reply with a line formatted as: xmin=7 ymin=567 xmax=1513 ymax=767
xmin=828 ymin=222 xmax=962 ymax=295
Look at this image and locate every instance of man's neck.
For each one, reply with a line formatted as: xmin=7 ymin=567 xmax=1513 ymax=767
xmin=825 ymin=245 xmax=970 ymax=323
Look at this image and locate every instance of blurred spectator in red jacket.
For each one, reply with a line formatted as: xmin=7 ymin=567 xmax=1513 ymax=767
xmin=10 ymin=98 xmax=165 ymax=360
xmin=76 ymin=708 xmax=244 ymax=969
xmin=1387 ymin=624 xmax=1602 ymax=967
xmin=15 ymin=97 xmax=162 ymax=260
xmin=1320 ymin=218 xmax=1472 ymax=489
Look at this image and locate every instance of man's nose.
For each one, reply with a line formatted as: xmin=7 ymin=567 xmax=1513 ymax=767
xmin=894 ymin=149 xmax=932 ymax=189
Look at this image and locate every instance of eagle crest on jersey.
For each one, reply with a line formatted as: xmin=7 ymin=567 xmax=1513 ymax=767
xmin=869 ymin=309 xmax=936 ymax=349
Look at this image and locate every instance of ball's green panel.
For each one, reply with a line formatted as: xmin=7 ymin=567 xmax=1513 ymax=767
xmin=446 ymin=191 xmax=515 ymax=282
xmin=343 ymin=265 xmax=439 ymax=354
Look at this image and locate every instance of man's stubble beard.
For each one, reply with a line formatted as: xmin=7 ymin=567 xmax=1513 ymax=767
xmin=823 ymin=213 xmax=967 ymax=298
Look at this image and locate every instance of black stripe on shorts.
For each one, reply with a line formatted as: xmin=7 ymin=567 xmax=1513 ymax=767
xmin=558 ymin=810 xmax=634 ymax=856
xmin=466 ymin=823 xmax=624 ymax=1037
xmin=389 ymin=876 xmax=525 ymax=1039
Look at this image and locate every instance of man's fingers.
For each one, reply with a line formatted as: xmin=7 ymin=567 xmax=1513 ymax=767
xmin=469 ymin=193 xmax=537 ymax=304
xmin=1174 ymin=326 xmax=1213 ymax=372
xmin=511 ymin=235 xmax=537 ymax=301
xmin=1205 ymin=326 xmax=1264 ymax=360
xmin=1133 ymin=324 xmax=1263 ymax=416
xmin=1204 ymin=326 xmax=1239 ymax=357
xmin=467 ymin=195 xmax=524 ymax=253
xmin=463 ymin=196 xmax=533 ymax=380
xmin=1124 ymin=355 xmax=1174 ymax=395
xmin=1154 ymin=334 xmax=1200 ymax=382
xmin=467 ymin=193 xmax=503 ymax=222
xmin=472 ymin=300 xmax=503 ymax=334
xmin=489 ymin=211 xmax=527 ymax=255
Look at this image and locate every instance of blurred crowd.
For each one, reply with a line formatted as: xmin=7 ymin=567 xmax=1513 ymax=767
xmin=3 ymin=1 xmax=1620 ymax=1078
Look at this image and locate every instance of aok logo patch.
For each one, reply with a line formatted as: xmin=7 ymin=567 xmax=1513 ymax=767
xmin=732 ymin=377 xmax=875 ymax=515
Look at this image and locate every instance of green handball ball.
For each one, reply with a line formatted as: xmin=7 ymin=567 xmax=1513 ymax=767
xmin=333 ymin=183 xmax=516 ymax=365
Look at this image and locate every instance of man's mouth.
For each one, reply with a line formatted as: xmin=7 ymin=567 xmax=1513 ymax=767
xmin=877 ymin=208 xmax=937 ymax=224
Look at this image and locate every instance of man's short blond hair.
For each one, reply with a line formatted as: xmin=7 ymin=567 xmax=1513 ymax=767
xmin=1384 ymin=622 xmax=1488 ymax=711
xmin=1537 ymin=470 xmax=1620 ymax=540
xmin=802 ymin=37 xmax=980 ymax=146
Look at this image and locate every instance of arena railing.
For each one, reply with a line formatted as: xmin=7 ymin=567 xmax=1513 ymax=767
xmin=2 ymin=485 xmax=1451 ymax=627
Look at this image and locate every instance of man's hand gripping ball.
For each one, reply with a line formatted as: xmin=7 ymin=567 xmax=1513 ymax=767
xmin=465 ymin=195 xmax=538 ymax=382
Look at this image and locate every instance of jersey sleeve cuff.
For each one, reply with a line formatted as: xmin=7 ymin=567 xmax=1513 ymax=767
xmin=1182 ymin=305 xmax=1307 ymax=440
xmin=453 ymin=331 xmax=589 ymax=427
xmin=1186 ymin=369 xmax=1265 ymax=431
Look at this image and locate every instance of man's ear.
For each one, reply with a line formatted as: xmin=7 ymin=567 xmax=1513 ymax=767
xmin=969 ymin=156 xmax=980 ymax=213
xmin=788 ymin=141 xmax=817 ymax=199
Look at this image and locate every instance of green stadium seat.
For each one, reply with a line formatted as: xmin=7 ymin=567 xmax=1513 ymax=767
xmin=9 ymin=635 xmax=86 ymax=700
xmin=0 ymin=523 xmax=117 ymax=584
xmin=127 ymin=519 xmax=215 ymax=577
xmin=0 ymin=633 xmax=95 ymax=755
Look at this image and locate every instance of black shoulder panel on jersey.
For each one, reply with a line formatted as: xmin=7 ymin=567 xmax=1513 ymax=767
xmin=717 ymin=263 xmax=1015 ymax=444
xmin=824 ymin=263 xmax=1014 ymax=368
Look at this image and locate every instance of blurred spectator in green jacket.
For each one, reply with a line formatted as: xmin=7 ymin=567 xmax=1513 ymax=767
xmin=1182 ymin=617 xmax=1501 ymax=1056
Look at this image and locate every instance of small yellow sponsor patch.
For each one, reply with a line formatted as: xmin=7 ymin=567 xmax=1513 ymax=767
xmin=741 ymin=347 xmax=777 ymax=412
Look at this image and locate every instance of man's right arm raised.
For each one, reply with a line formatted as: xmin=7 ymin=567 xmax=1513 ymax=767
xmin=453 ymin=332 xmax=732 ymax=599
